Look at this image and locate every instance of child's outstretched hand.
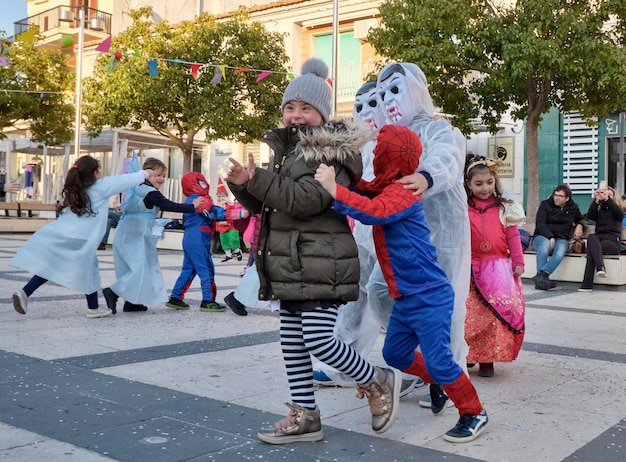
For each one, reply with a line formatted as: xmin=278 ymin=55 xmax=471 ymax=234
xmin=315 ymin=163 xmax=337 ymax=198
xmin=192 ymin=197 xmax=205 ymax=209
xmin=225 ymin=153 xmax=256 ymax=186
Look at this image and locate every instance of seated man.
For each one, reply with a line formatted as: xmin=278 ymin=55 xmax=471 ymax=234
xmin=532 ymin=184 xmax=585 ymax=289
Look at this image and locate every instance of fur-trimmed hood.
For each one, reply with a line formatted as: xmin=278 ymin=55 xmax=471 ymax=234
xmin=263 ymin=118 xmax=369 ymax=187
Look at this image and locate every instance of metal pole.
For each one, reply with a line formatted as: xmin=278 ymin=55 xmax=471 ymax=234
xmin=73 ymin=8 xmax=84 ymax=160
xmin=618 ymin=112 xmax=625 ymax=194
xmin=331 ymin=0 xmax=339 ymax=117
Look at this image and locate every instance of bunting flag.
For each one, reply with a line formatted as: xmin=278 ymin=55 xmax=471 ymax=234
xmin=0 ymin=56 xmax=9 ymax=67
xmin=95 ymin=35 xmax=112 ymax=53
xmin=210 ymin=66 xmax=223 ymax=86
xmin=103 ymin=53 xmax=121 ymax=73
xmin=16 ymin=27 xmax=38 ymax=43
xmin=147 ymin=59 xmax=158 ymax=76
xmin=233 ymin=67 xmax=249 ymax=75
xmin=256 ymin=70 xmax=271 ymax=82
xmin=190 ymin=63 xmax=202 ymax=80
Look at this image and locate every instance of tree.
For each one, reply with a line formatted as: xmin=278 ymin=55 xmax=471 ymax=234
xmin=368 ymin=0 xmax=626 ymax=224
xmin=0 ymin=38 xmax=75 ymax=146
xmin=83 ymin=7 xmax=289 ymax=172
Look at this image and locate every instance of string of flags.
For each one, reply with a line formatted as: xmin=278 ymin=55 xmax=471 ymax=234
xmin=94 ymin=34 xmax=302 ymax=85
xmin=1 ymin=33 xmax=335 ymax=89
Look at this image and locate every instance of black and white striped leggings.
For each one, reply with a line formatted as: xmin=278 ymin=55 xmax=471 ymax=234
xmin=280 ymin=306 xmax=375 ymax=409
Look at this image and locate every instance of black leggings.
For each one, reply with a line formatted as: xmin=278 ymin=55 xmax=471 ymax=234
xmin=23 ymin=275 xmax=99 ymax=309
xmin=582 ymin=234 xmax=620 ymax=286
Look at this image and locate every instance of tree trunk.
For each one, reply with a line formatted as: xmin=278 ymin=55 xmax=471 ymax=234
xmin=525 ymin=118 xmax=539 ymax=231
xmin=182 ymin=148 xmax=192 ymax=174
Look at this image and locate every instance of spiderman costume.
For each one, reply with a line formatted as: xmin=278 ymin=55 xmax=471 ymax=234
xmin=330 ymin=125 xmax=486 ymax=435
xmin=169 ymin=172 xmax=226 ymax=306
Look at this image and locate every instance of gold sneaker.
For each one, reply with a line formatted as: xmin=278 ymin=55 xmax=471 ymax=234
xmin=257 ymin=402 xmax=324 ymax=444
xmin=356 ymin=366 xmax=401 ymax=433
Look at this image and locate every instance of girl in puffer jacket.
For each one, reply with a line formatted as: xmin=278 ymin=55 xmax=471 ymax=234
xmin=225 ymin=58 xmax=402 ymax=445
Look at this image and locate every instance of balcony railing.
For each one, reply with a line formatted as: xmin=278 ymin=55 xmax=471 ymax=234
xmin=13 ymin=5 xmax=111 ymax=39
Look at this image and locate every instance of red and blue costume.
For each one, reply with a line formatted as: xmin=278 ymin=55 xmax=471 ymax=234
xmin=170 ymin=173 xmax=226 ymax=302
xmin=332 ymin=125 xmax=483 ymax=417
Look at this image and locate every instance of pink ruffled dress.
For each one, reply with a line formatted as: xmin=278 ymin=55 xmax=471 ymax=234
xmin=465 ymin=197 xmax=526 ymax=363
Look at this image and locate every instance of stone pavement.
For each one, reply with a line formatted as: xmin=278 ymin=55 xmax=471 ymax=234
xmin=0 ymin=233 xmax=624 ymax=462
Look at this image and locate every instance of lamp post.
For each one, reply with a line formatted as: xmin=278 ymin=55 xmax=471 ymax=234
xmin=331 ymin=0 xmax=339 ymax=117
xmin=73 ymin=8 xmax=84 ymax=160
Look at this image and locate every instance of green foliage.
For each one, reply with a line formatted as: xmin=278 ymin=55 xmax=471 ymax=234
xmin=370 ymin=0 xmax=626 ymax=134
xmin=0 ymin=39 xmax=74 ymax=146
xmin=83 ymin=7 xmax=289 ymax=168
xmin=369 ymin=0 xmax=626 ymax=221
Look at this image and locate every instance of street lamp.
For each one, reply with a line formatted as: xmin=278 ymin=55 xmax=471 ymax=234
xmin=73 ymin=8 xmax=84 ymax=160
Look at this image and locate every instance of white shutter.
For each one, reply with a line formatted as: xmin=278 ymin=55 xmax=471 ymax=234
xmin=562 ymin=112 xmax=598 ymax=196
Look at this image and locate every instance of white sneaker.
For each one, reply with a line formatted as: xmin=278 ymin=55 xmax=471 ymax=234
xmin=418 ymin=392 xmax=456 ymax=408
xmin=12 ymin=289 xmax=28 ymax=314
xmin=596 ymin=269 xmax=607 ymax=278
xmin=86 ymin=307 xmax=113 ymax=318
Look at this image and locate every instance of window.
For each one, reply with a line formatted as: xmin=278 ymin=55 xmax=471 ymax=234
xmin=314 ymin=32 xmax=361 ymax=103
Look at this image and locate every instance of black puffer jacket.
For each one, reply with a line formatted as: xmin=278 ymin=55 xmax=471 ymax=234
xmin=228 ymin=120 xmax=369 ymax=304
xmin=534 ymin=196 xmax=585 ymax=240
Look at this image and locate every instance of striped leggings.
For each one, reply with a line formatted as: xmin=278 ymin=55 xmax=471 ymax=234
xmin=280 ymin=306 xmax=375 ymax=409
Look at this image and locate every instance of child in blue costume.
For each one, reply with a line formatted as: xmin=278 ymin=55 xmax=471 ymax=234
xmin=11 ymin=156 xmax=153 ymax=318
xmin=166 ymin=172 xmax=228 ymax=312
xmin=102 ymin=158 xmax=204 ymax=313
xmin=315 ymin=124 xmax=488 ymax=443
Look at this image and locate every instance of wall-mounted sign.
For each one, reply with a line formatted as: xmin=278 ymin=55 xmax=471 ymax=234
xmin=488 ymin=136 xmax=514 ymax=178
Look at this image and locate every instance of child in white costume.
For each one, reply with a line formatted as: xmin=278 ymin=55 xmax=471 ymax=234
xmin=313 ymin=81 xmax=397 ymax=387
xmin=11 ymin=156 xmax=153 ymax=318
xmin=103 ymin=158 xmax=204 ymax=313
xmin=376 ymin=62 xmax=471 ymax=408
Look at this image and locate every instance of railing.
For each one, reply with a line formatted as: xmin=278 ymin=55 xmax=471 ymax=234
xmin=13 ymin=5 xmax=111 ymax=38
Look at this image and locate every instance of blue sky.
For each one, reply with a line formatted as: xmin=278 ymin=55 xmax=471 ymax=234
xmin=1 ymin=0 xmax=27 ymax=37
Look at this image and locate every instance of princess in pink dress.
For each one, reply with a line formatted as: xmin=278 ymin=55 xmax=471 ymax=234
xmin=464 ymin=155 xmax=526 ymax=378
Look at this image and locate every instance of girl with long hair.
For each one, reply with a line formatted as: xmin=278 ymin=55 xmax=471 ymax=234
xmin=464 ymin=155 xmax=526 ymax=377
xmin=11 ymin=155 xmax=153 ymax=318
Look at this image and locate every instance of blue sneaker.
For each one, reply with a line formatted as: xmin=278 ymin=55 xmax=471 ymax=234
xmin=443 ymin=409 xmax=489 ymax=443
xmin=313 ymin=370 xmax=339 ymax=387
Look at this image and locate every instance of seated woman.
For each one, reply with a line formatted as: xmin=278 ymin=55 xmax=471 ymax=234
xmin=578 ymin=186 xmax=624 ymax=292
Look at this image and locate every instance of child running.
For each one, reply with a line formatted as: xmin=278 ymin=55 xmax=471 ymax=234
xmin=166 ymin=172 xmax=228 ymax=312
xmin=11 ymin=155 xmax=154 ymax=318
xmin=463 ymin=155 xmax=526 ymax=377
xmin=315 ymin=124 xmax=489 ymax=443
xmin=225 ymin=58 xmax=401 ymax=444
xmin=102 ymin=158 xmax=204 ymax=313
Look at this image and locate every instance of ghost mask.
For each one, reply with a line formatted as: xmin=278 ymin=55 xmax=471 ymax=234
xmin=353 ymin=81 xmax=387 ymax=137
xmin=376 ymin=62 xmax=435 ymax=126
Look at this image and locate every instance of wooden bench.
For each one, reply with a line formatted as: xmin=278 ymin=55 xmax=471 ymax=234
xmin=523 ymin=225 xmax=626 ymax=286
xmin=0 ymin=201 xmax=58 ymax=233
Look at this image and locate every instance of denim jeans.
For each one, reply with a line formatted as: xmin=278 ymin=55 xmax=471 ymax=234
xmin=533 ymin=235 xmax=569 ymax=275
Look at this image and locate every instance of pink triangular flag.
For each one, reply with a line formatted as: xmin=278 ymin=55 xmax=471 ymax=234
xmin=190 ymin=63 xmax=202 ymax=81
xmin=256 ymin=70 xmax=271 ymax=82
xmin=95 ymin=35 xmax=112 ymax=53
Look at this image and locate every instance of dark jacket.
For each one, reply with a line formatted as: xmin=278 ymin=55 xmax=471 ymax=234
xmin=586 ymin=198 xmax=623 ymax=242
xmin=228 ymin=120 xmax=369 ymax=304
xmin=534 ymin=196 xmax=585 ymax=240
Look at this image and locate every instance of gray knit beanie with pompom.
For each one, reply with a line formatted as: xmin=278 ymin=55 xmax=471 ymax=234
xmin=281 ymin=58 xmax=332 ymax=122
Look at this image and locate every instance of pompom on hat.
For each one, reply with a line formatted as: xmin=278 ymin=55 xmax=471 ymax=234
xmin=281 ymin=58 xmax=332 ymax=122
